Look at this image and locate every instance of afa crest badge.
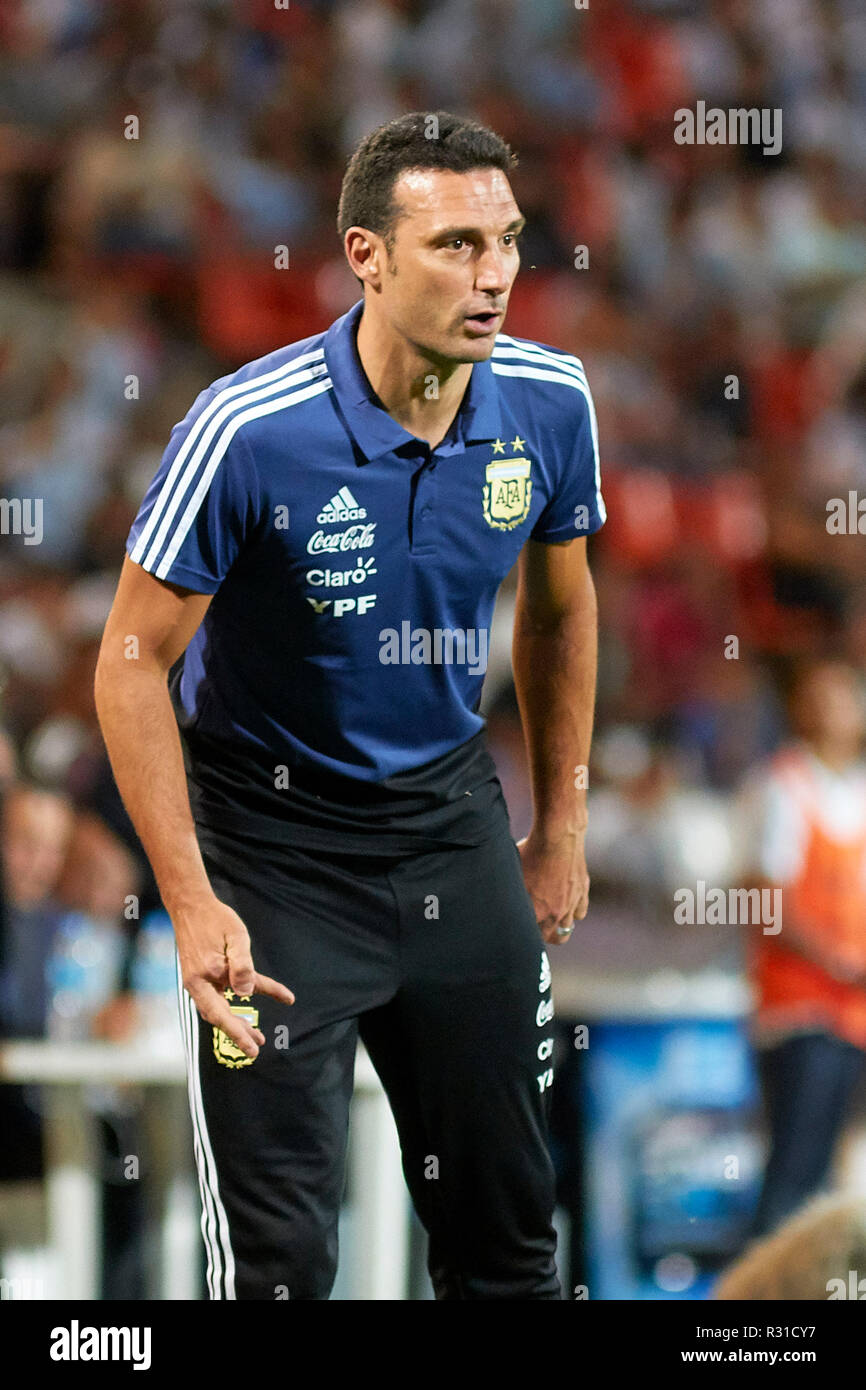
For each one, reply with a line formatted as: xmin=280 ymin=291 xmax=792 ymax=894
xmin=483 ymin=457 xmax=532 ymax=531
xmin=213 ymin=989 xmax=259 ymax=1069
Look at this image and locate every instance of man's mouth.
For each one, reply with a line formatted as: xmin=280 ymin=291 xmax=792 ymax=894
xmin=463 ymin=309 xmax=502 ymax=335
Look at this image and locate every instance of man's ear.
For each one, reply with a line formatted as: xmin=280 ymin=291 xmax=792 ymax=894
xmin=344 ymin=227 xmax=382 ymax=288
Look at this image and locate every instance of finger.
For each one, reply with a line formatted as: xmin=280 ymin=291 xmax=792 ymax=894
xmin=226 ymin=950 xmax=256 ymax=998
xmin=214 ymin=1003 xmax=261 ymax=1058
xmin=540 ymin=921 xmax=569 ymax=946
xmin=253 ymin=973 xmax=296 ymax=1006
xmin=553 ymin=913 xmax=578 ymax=944
xmin=569 ymin=883 xmax=589 ymax=922
xmin=189 ymin=983 xmax=261 ymax=1059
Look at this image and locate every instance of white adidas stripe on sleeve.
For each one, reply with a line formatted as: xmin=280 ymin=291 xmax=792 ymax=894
xmin=132 ymin=348 xmax=326 ymax=570
xmin=154 ymin=376 xmax=333 ymax=580
xmin=491 ymin=351 xmax=605 ymax=525
xmin=494 ymin=336 xmax=588 ymax=384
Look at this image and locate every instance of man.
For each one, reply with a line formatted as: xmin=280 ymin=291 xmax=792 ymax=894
xmin=95 ymin=112 xmax=605 ymax=1300
xmin=737 ymin=660 xmax=866 ymax=1236
xmin=0 ymin=785 xmax=73 ymax=1181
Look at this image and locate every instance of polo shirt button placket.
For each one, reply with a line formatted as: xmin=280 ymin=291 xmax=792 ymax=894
xmin=410 ymin=448 xmax=439 ymax=555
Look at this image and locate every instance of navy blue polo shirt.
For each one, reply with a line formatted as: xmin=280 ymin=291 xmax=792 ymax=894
xmin=126 ymin=300 xmax=605 ymax=850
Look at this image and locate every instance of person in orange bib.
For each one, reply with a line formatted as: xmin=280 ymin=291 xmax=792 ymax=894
xmin=738 ymin=659 xmax=866 ymax=1236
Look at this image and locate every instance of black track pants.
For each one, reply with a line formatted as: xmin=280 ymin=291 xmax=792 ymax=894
xmin=176 ymin=823 xmax=561 ymax=1300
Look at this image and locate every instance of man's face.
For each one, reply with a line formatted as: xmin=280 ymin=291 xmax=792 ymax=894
xmin=1 ymin=791 xmax=72 ymax=908
xmin=795 ymin=665 xmax=866 ymax=746
xmin=370 ymin=166 xmax=524 ymax=365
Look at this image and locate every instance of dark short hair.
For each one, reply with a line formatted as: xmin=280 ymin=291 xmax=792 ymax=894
xmin=337 ymin=111 xmax=516 ymax=249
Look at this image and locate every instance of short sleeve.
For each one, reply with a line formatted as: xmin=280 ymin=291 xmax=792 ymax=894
xmin=126 ymin=385 xmax=261 ymax=593
xmin=530 ymin=369 xmax=606 ymax=543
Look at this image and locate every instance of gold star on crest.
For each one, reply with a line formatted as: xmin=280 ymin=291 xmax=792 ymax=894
xmin=492 ymin=438 xmax=506 ymax=454
xmin=511 ymin=435 xmax=525 ymax=451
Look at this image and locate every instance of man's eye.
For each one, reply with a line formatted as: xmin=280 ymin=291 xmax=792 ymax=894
xmin=446 ymin=239 xmax=465 ymax=250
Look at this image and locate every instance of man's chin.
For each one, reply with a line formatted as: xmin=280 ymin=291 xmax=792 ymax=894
xmin=449 ymin=330 xmax=500 ymax=363
xmin=419 ymin=327 xmax=502 ymax=367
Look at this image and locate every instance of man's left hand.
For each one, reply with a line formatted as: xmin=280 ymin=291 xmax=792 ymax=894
xmin=516 ymin=828 xmax=590 ymax=946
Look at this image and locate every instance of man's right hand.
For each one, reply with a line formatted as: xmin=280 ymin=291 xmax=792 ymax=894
xmin=174 ymin=895 xmax=295 ymax=1059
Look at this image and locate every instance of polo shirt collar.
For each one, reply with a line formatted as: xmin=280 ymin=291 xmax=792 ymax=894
xmin=323 ymin=299 xmax=502 ymax=462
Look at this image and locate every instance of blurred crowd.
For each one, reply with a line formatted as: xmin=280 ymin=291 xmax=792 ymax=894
xmin=1 ymin=0 xmax=866 ymax=1026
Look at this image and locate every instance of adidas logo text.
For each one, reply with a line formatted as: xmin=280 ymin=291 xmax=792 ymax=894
xmin=317 ymin=486 xmax=366 ymax=524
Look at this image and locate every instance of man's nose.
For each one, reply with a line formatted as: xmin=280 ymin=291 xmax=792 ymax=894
xmin=475 ymin=244 xmax=509 ymax=294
